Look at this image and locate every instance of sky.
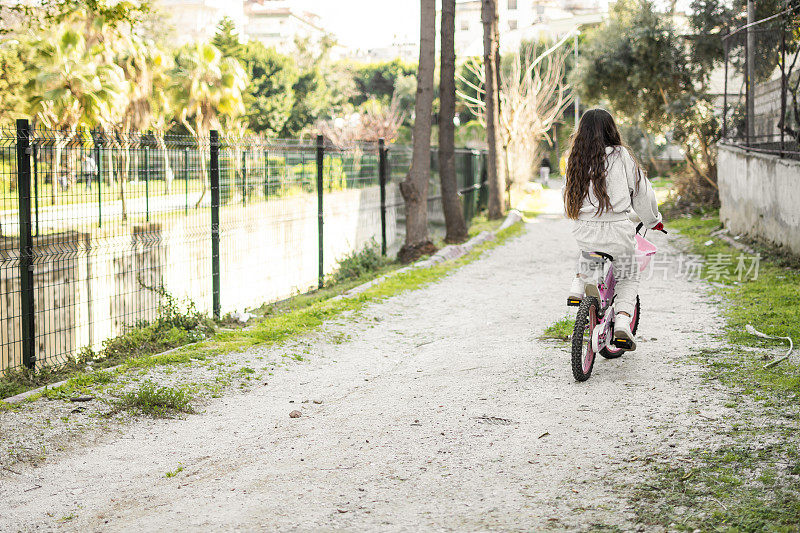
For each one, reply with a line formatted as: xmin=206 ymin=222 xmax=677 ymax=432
xmin=293 ymin=0 xmax=421 ymax=50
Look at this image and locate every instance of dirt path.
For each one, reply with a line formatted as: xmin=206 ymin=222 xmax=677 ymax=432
xmin=0 ymin=217 xmax=732 ymax=531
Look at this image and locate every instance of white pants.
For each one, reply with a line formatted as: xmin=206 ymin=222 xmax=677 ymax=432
xmin=572 ymin=219 xmax=639 ymax=317
xmin=540 ymin=167 xmax=550 ymax=182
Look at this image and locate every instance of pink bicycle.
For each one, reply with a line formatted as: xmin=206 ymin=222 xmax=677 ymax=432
xmin=569 ymin=224 xmax=660 ymax=381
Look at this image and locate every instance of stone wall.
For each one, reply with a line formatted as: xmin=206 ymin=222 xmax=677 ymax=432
xmin=718 ymin=144 xmax=800 ymax=255
xmin=0 ymin=185 xmax=398 ymax=372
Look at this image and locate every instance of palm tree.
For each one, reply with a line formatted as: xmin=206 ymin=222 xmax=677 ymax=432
xmin=171 ymin=43 xmax=247 ymax=206
xmin=114 ymin=34 xmax=176 ymax=205
xmin=399 ymin=0 xmax=436 ymax=263
xmin=25 ymin=26 xmax=126 ymax=204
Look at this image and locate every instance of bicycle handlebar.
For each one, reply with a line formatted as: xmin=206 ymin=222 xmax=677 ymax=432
xmin=636 ymin=222 xmax=668 ymax=235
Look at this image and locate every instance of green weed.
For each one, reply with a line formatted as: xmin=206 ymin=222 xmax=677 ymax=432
xmin=111 ymin=381 xmax=194 ymax=417
xmin=541 ymin=315 xmax=574 ymax=341
xmin=165 ymin=465 xmax=184 ymax=478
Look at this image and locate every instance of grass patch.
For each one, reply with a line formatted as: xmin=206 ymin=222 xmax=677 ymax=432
xmin=0 ymin=284 xmax=214 ymax=400
xmin=41 ymin=370 xmax=116 ymax=401
xmin=541 ymin=315 xmax=574 ymax=341
xmin=669 ymin=213 xmax=800 ymax=354
xmin=467 ymin=214 xmax=497 ymax=237
xmin=634 ymin=441 xmax=800 ymax=531
xmin=632 ymin=210 xmax=800 ymax=530
xmin=111 ymin=381 xmax=194 ymax=417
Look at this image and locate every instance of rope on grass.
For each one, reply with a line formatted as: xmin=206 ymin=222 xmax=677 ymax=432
xmin=745 ymin=324 xmax=794 ymax=368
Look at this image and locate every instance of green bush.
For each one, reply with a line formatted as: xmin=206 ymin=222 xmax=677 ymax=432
xmin=98 ymin=283 xmax=213 ymax=362
xmin=330 ymin=241 xmax=387 ymax=285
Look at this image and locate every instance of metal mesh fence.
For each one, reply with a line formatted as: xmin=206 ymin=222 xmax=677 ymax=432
xmin=1 ymin=123 xmax=487 ymax=375
xmin=722 ymin=8 xmax=800 ymax=159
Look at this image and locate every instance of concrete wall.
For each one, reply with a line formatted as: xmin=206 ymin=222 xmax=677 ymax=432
xmin=718 ymin=144 xmax=800 ymax=255
xmin=0 ymin=185 xmax=398 ymax=372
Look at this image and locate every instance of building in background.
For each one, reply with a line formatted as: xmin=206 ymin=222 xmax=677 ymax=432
xmin=452 ymin=0 xmax=606 ymax=56
xmin=155 ymin=0 xmax=246 ymax=44
xmin=245 ymin=0 xmax=329 ymax=53
xmin=347 ymin=40 xmax=419 ymax=63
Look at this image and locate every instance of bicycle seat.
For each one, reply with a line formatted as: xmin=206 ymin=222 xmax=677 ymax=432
xmin=581 ymin=250 xmax=614 ymax=262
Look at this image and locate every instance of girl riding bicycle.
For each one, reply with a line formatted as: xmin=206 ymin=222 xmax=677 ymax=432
xmin=564 ymin=109 xmax=663 ymax=351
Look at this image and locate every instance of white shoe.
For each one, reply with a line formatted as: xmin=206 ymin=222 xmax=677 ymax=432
xmin=613 ymin=313 xmax=636 ymax=351
xmin=567 ymin=277 xmax=584 ymax=306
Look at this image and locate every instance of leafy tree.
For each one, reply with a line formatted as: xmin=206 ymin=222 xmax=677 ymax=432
xmin=239 ymin=41 xmax=298 ymax=137
xmin=280 ymin=35 xmax=352 ymax=137
xmin=25 ymin=25 xmax=127 ymax=201
xmin=171 ymin=42 xmax=247 ymax=204
xmin=576 ymin=0 xmax=718 ymax=191
xmin=350 ymin=59 xmax=416 ymax=107
xmin=6 ymin=0 xmax=150 ymax=29
xmin=211 ymin=16 xmax=244 ymax=60
xmin=0 ymin=43 xmax=26 ymax=124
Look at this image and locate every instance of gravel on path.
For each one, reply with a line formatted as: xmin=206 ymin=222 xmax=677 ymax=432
xmin=0 ymin=217 xmax=732 ymax=532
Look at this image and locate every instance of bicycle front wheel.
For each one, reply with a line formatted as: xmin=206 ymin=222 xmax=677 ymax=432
xmin=571 ymin=296 xmax=600 ymax=381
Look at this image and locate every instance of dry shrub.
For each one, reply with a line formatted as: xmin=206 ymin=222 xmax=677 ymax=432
xmin=663 ymin=167 xmax=719 ymax=216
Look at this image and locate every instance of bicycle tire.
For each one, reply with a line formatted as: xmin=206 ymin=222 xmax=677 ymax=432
xmin=600 ymin=295 xmax=641 ymax=359
xmin=572 ymin=296 xmax=599 ymax=381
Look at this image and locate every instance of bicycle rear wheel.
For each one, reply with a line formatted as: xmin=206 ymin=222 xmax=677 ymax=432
xmin=571 ymin=296 xmax=600 ymax=381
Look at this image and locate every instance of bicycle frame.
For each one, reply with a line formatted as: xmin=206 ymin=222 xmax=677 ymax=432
xmin=584 ymin=234 xmax=655 ymax=355
xmin=584 ymin=260 xmax=618 ymax=354
xmin=571 ymin=226 xmax=662 ymax=381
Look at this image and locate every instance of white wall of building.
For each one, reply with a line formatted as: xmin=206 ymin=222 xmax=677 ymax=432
xmin=156 ymin=0 xmax=246 ymax=44
xmin=453 ymin=0 xmax=605 ymax=56
xmin=246 ymin=2 xmax=328 ymax=52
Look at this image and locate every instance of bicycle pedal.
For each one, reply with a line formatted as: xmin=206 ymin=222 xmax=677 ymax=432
xmin=612 ymin=337 xmax=633 ymax=350
xmin=566 ymin=297 xmax=581 ymax=307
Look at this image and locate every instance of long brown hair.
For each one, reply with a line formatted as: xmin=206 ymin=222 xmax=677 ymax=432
xmin=564 ymin=108 xmax=635 ymax=220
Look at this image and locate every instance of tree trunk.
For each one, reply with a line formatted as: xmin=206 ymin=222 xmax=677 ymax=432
xmin=438 ymin=0 xmax=468 ymax=244
xmin=398 ymin=0 xmax=437 ymax=263
xmin=481 ymin=0 xmax=505 ymax=219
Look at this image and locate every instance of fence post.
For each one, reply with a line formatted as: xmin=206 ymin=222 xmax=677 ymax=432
xmin=95 ymin=130 xmax=102 ymax=227
xmin=378 ymin=138 xmax=387 ymax=256
xmin=263 ymin=149 xmax=268 ymax=198
xmin=722 ymin=39 xmax=728 ymax=140
xmin=316 ymin=134 xmax=324 ymax=289
xmin=780 ymin=21 xmax=787 ymax=157
xmin=478 ymin=151 xmax=488 ymax=211
xmin=32 ymin=142 xmax=39 ymax=236
xmin=144 ymin=143 xmax=150 ymax=222
xmin=184 ymin=146 xmax=189 ymax=215
xmin=241 ymin=148 xmax=247 ymax=205
xmin=463 ymin=150 xmax=474 ymax=226
xmin=16 ymin=119 xmax=36 ymax=370
xmin=210 ymin=130 xmax=221 ymax=319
